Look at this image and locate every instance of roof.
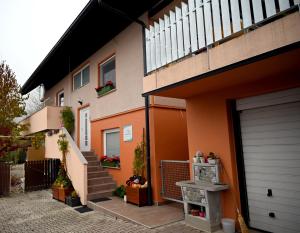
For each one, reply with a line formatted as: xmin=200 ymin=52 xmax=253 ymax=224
xmin=21 ymin=0 xmax=160 ymax=94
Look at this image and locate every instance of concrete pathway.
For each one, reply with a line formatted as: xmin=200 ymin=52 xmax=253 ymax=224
xmin=0 ymin=190 xmax=201 ymax=233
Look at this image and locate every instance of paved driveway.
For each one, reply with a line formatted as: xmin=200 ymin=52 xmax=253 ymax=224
xmin=0 ymin=190 xmax=200 ymax=233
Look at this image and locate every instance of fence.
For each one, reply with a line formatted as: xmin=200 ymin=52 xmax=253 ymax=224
xmin=0 ymin=162 xmax=10 ymax=196
xmin=25 ymin=159 xmax=60 ymax=191
xmin=161 ymin=160 xmax=190 ymax=202
xmin=145 ymin=0 xmax=299 ymax=72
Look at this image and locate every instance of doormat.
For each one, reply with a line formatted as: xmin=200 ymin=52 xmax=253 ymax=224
xmin=90 ymin=197 xmax=111 ymax=203
xmin=74 ymin=206 xmax=93 ymax=213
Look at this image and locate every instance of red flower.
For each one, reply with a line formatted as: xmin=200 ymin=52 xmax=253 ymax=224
xmin=95 ymin=86 xmax=102 ymax=92
xmin=105 ymin=81 xmax=114 ymax=87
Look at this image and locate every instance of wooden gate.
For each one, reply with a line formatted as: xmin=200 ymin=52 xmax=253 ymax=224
xmin=0 ymin=162 xmax=11 ymax=195
xmin=25 ymin=159 xmax=60 ymax=191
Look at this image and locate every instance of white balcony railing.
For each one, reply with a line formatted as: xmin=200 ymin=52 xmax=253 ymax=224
xmin=145 ymin=0 xmax=299 ymax=73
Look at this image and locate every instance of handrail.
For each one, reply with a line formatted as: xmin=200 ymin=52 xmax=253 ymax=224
xmin=61 ymin=127 xmax=88 ymax=165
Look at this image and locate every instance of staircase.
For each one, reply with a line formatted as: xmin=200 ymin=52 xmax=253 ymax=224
xmin=82 ymin=151 xmax=116 ymax=201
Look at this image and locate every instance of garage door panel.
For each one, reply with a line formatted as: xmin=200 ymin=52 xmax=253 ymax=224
xmin=249 ymin=214 xmax=300 ymax=232
xmin=244 ymin=158 xmax=300 ymax=167
xmin=239 ymin=101 xmax=300 ymax=119
xmin=248 ymin=220 xmax=298 ymax=233
xmin=243 ymin=152 xmax=300 ymax=161
xmin=242 ymin=137 xmax=300 ymax=146
xmin=241 ymin=122 xmax=300 ymax=134
xmin=242 ymin=129 xmax=300 ymax=140
xmin=243 ymin=144 xmax=300 ymax=153
xmin=245 ymin=165 xmax=300 ymax=176
xmin=246 ymin=186 xmax=300 ymax=201
xmin=248 ymin=192 xmax=300 ymax=208
xmin=245 ymin=172 xmax=300 ymax=185
xmin=241 ymin=114 xmax=300 ymax=128
xmin=248 ymin=199 xmax=300 ymax=216
xmin=246 ymin=179 xmax=300 ymax=192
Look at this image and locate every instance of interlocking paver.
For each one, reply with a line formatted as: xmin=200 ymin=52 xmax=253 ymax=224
xmin=0 ymin=190 xmax=201 ymax=233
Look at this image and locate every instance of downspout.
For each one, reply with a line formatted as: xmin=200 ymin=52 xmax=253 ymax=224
xmin=98 ymin=0 xmax=153 ymax=206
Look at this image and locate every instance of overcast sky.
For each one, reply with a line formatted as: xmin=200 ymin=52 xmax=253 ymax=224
xmin=0 ymin=0 xmax=90 ymax=86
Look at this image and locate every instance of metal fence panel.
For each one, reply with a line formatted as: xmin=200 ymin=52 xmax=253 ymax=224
xmin=161 ymin=160 xmax=190 ymax=202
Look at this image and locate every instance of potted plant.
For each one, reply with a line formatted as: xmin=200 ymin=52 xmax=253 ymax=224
xmin=207 ymin=152 xmax=218 ymax=164
xmin=66 ymin=190 xmax=81 ymax=207
xmin=125 ymin=141 xmax=148 ymax=207
xmin=52 ymin=167 xmax=73 ymax=202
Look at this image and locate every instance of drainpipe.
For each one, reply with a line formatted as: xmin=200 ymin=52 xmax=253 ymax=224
xmin=144 ymin=95 xmax=152 ymax=206
xmin=98 ymin=0 xmax=153 ymax=206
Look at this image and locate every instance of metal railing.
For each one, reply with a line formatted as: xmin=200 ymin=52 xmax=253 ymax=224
xmin=161 ymin=160 xmax=190 ymax=202
xmin=145 ymin=0 xmax=300 ymax=73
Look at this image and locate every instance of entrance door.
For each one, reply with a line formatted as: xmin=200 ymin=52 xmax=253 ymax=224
xmin=79 ymin=107 xmax=91 ymax=152
xmin=237 ymin=88 xmax=300 ymax=233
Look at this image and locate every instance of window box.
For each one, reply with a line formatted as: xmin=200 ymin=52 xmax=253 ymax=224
xmin=95 ymin=81 xmax=115 ymax=96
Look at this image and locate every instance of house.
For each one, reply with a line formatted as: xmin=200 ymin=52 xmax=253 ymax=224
xmin=142 ymin=0 xmax=300 ymax=232
xmin=21 ymin=0 xmax=188 ymax=206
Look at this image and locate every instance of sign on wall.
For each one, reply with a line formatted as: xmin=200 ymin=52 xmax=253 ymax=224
xmin=123 ymin=125 xmax=133 ymax=142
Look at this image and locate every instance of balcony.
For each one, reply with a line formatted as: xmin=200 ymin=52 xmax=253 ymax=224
xmin=21 ymin=106 xmax=64 ymax=135
xmin=144 ymin=0 xmax=300 ymax=93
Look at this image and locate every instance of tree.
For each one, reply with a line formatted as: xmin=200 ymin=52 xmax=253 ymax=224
xmin=0 ymin=61 xmax=28 ymax=157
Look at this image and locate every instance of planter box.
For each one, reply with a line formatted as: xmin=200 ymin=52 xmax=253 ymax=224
xmin=65 ymin=196 xmax=81 ymax=207
xmin=52 ymin=186 xmax=72 ymax=202
xmin=126 ymin=186 xmax=147 ymax=207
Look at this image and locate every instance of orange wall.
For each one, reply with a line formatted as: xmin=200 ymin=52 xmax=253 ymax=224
xmin=91 ymin=106 xmax=189 ymax=204
xmin=91 ymin=109 xmax=145 ymax=188
xmin=150 ymin=107 xmax=189 ymax=204
xmin=186 ymin=74 xmax=300 ymax=219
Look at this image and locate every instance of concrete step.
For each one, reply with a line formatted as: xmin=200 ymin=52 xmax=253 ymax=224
xmin=87 ymin=189 xmax=114 ymax=201
xmin=88 ymin=183 xmax=116 ymax=193
xmin=88 ymin=177 xmax=114 ymax=186
xmin=88 ymin=166 xmax=102 ymax=172
xmin=82 ymin=151 xmax=96 ymax=157
xmin=85 ymin=156 xmax=98 ymax=162
xmin=88 ymin=161 xmax=100 ymax=167
xmin=88 ymin=171 xmax=109 ymax=179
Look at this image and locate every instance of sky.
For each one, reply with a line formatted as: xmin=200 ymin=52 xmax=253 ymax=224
xmin=0 ymin=0 xmax=90 ymax=86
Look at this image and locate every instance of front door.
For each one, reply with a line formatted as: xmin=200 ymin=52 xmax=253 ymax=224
xmin=79 ymin=107 xmax=91 ymax=151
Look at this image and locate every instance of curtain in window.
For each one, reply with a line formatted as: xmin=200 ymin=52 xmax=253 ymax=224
xmin=106 ymin=131 xmax=120 ymax=157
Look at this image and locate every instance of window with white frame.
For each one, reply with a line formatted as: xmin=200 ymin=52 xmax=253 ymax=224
xmin=57 ymin=90 xmax=64 ymax=107
xmin=102 ymin=128 xmax=120 ymax=168
xmin=99 ymin=56 xmax=116 ymax=88
xmin=73 ymin=65 xmax=90 ymax=90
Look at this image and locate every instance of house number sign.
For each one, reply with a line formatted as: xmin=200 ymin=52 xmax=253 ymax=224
xmin=123 ymin=125 xmax=133 ymax=142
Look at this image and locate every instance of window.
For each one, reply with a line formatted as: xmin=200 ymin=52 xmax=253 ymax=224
xmin=102 ymin=128 xmax=120 ymax=168
xmin=57 ymin=90 xmax=64 ymax=107
xmin=99 ymin=56 xmax=116 ymax=88
xmin=73 ymin=65 xmax=90 ymax=90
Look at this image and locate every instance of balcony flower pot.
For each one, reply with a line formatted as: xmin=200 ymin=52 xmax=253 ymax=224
xmin=65 ymin=195 xmax=81 ymax=207
xmin=125 ymin=186 xmax=147 ymax=207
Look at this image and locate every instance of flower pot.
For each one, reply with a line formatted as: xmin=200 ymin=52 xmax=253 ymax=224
xmin=193 ymin=157 xmax=198 ymax=163
xmin=65 ymin=195 xmax=81 ymax=207
xmin=208 ymin=158 xmax=216 ymax=164
xmin=126 ymin=186 xmax=147 ymax=207
xmin=52 ymin=186 xmax=72 ymax=202
xmin=200 ymin=157 xmax=205 ymax=163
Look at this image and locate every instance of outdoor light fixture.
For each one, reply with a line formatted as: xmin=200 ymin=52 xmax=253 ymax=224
xmin=77 ymin=98 xmax=83 ymax=106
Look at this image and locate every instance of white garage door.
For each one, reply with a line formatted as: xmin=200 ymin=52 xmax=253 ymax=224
xmin=237 ymin=88 xmax=300 ymax=233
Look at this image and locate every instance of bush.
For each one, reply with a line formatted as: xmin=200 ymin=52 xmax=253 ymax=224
xmin=60 ymin=107 xmax=74 ymax=134
xmin=2 ymin=149 xmax=26 ymax=164
xmin=113 ymin=185 xmax=126 ymax=198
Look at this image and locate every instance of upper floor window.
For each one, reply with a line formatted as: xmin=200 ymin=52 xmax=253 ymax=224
xmin=57 ymin=90 xmax=64 ymax=107
xmin=99 ymin=56 xmax=116 ymax=88
xmin=73 ymin=65 xmax=89 ymax=90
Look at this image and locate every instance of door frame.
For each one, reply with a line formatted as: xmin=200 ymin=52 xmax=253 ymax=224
xmin=77 ymin=104 xmax=90 ymax=151
xmin=228 ymin=100 xmax=250 ymax=225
